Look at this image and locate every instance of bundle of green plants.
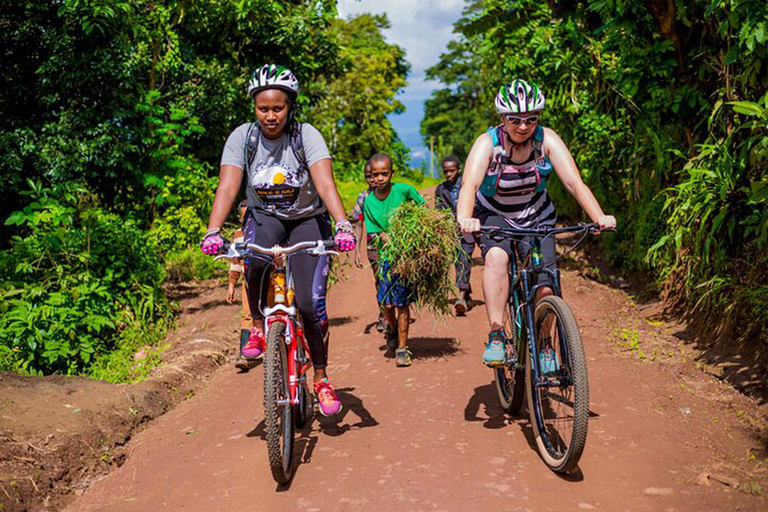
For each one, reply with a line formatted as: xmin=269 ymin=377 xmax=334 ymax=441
xmin=380 ymin=201 xmax=460 ymax=317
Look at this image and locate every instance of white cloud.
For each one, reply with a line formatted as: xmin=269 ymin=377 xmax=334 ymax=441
xmin=338 ymin=1 xmax=464 ymax=155
xmin=337 ymin=0 xmax=463 ymax=100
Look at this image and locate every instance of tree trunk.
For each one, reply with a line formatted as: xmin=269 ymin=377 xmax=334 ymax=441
xmin=646 ymin=0 xmax=689 ymax=83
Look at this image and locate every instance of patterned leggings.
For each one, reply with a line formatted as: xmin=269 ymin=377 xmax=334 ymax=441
xmin=243 ymin=210 xmax=332 ymax=368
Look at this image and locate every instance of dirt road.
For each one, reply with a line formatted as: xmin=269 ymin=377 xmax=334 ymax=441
xmin=64 ymin=257 xmax=766 ymax=511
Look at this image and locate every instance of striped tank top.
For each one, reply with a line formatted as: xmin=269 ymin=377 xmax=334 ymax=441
xmin=476 ymin=125 xmax=557 ymax=228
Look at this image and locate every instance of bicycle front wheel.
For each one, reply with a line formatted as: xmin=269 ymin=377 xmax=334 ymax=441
xmin=526 ymin=296 xmax=589 ymax=473
xmin=293 ymin=339 xmax=313 ymax=429
xmin=264 ymin=322 xmax=294 ymax=484
xmin=494 ymin=298 xmax=525 ymax=414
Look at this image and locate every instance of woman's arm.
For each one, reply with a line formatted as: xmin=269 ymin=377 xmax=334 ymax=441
xmin=207 ymin=165 xmax=244 ymax=230
xmin=457 ymin=133 xmax=493 ymax=232
xmin=309 ymin=158 xmax=348 ymax=224
xmin=544 ymin=128 xmax=616 ymax=230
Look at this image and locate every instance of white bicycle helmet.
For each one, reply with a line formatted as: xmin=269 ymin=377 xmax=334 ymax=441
xmin=495 ymin=79 xmax=546 ymax=114
xmin=248 ymin=64 xmax=299 ymax=99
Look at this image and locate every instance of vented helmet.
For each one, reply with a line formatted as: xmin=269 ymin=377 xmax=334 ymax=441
xmin=248 ymin=64 xmax=299 ymax=99
xmin=495 ymin=79 xmax=545 ymax=114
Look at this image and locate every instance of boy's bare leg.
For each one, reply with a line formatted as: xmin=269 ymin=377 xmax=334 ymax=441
xmin=395 ymin=306 xmax=410 ymax=349
xmin=382 ymin=305 xmax=396 ymax=331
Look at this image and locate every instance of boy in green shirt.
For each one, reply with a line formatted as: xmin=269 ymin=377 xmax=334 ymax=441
xmin=363 ymin=153 xmax=425 ymax=367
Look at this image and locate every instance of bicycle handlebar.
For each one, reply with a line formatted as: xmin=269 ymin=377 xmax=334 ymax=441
xmin=213 ymin=240 xmax=337 ymax=261
xmin=477 ymin=223 xmax=615 ymax=238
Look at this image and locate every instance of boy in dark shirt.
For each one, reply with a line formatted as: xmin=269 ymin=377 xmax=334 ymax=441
xmin=435 ymin=155 xmax=477 ymax=316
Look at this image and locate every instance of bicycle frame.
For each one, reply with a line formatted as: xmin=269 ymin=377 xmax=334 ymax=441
xmin=509 ymin=238 xmax=571 ymax=390
xmin=263 ymin=256 xmax=312 ymax=409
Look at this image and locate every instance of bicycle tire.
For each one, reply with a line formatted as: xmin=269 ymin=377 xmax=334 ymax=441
xmin=293 ymin=340 xmax=313 ymax=429
xmin=526 ymin=296 xmax=589 ymax=473
xmin=264 ymin=322 xmax=294 ymax=484
xmin=494 ymin=298 xmax=526 ymax=414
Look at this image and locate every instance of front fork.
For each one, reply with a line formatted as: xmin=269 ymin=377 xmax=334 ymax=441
xmin=517 ymin=265 xmax=565 ymax=387
xmin=266 ymin=314 xmax=312 ymax=406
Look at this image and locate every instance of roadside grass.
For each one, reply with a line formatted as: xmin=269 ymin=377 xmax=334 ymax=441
xmin=88 ymin=316 xmax=174 ymax=384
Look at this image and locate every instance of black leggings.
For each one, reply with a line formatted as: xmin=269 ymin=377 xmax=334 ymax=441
xmin=243 ymin=211 xmax=332 ymax=368
xmin=476 ymin=213 xmax=557 ymax=288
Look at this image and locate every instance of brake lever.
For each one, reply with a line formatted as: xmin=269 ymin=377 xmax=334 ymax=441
xmin=310 ymin=241 xmax=339 ymax=257
xmin=213 ymin=244 xmax=245 ymax=261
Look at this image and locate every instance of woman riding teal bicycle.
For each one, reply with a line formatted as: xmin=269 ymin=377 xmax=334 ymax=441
xmin=456 ymin=79 xmax=617 ymax=366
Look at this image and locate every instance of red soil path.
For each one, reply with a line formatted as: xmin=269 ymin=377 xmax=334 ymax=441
xmin=64 ymin=257 xmax=766 ymax=512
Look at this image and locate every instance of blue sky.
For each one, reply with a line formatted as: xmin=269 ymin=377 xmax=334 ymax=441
xmin=337 ymin=0 xmax=465 ymax=167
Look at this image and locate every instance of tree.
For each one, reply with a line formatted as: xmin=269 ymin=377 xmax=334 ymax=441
xmin=306 ymin=14 xmax=410 ymax=178
xmin=421 ymin=0 xmax=768 ymax=353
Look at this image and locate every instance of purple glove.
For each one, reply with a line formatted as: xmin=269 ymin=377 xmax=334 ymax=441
xmin=201 ymin=229 xmax=225 ymax=255
xmin=334 ymin=220 xmax=356 ymax=252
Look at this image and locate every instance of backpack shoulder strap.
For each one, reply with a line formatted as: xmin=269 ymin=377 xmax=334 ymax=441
xmin=486 ymin=125 xmax=501 ymax=147
xmin=532 ymin=125 xmax=545 ymax=156
xmin=244 ymin=122 xmax=260 ymax=169
xmin=291 ymin=122 xmax=306 ymax=167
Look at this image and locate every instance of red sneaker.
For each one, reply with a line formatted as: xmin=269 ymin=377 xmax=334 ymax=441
xmin=241 ymin=328 xmax=265 ymax=359
xmin=313 ymin=379 xmax=342 ymax=417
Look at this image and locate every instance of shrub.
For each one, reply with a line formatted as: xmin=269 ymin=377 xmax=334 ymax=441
xmin=165 ymin=247 xmax=222 ymax=283
xmin=1 ymin=182 xmax=172 ymax=375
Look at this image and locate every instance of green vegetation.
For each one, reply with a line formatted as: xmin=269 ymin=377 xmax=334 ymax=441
xmin=381 ymin=203 xmax=460 ymax=317
xmin=307 ymin=14 xmax=411 ymax=178
xmin=422 ymin=0 xmax=768 ymax=355
xmin=0 ymin=1 xmax=413 ymax=380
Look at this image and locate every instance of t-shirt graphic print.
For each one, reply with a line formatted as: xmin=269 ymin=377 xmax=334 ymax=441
xmin=250 ymin=161 xmax=306 ymax=210
xmin=220 ymin=122 xmax=332 ymax=220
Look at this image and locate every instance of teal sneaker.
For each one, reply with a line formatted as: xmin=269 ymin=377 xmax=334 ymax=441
xmin=483 ymin=329 xmax=507 ymax=367
xmin=539 ymin=338 xmax=558 ymax=375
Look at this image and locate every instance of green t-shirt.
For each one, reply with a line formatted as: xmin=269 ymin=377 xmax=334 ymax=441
xmin=363 ymin=183 xmax=425 ymax=234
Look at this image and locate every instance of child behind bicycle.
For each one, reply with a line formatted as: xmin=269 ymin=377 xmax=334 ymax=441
xmin=362 ymin=153 xmax=425 ymax=367
xmin=352 ymin=160 xmax=386 ymax=333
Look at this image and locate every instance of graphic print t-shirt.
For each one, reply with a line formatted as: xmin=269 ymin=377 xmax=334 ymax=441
xmin=220 ymin=123 xmax=331 ymax=220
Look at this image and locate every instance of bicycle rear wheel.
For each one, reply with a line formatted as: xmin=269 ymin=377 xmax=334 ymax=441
xmin=494 ymin=298 xmax=525 ymax=414
xmin=264 ymin=322 xmax=294 ymax=484
xmin=526 ymin=296 xmax=589 ymax=473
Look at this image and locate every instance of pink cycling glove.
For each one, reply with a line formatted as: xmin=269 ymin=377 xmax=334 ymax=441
xmin=201 ymin=230 xmax=225 ymax=255
xmin=334 ymin=220 xmax=356 ymax=252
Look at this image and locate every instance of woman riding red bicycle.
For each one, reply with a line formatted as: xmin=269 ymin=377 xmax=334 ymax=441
xmin=200 ymin=64 xmax=355 ymax=417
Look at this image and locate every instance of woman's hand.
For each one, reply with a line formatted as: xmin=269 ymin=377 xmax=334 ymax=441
xmin=354 ymin=249 xmax=364 ymax=269
xmin=458 ymin=217 xmax=481 ymax=234
xmin=201 ymin=230 xmax=226 ymax=255
xmin=334 ymin=219 xmax=356 ymax=252
xmin=597 ymin=215 xmax=617 ymax=231
xmin=226 ymin=283 xmax=236 ymax=303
